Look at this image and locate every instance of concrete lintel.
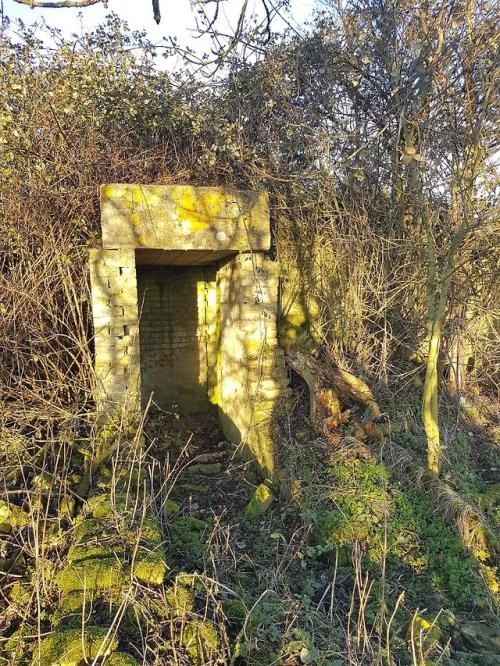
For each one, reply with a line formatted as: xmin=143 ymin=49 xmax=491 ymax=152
xmin=100 ymin=184 xmax=270 ymax=252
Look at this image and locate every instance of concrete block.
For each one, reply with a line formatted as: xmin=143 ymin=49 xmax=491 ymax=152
xmin=100 ymin=185 xmax=270 ymax=251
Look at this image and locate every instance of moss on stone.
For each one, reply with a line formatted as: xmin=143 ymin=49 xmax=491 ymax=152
xmin=181 ymin=620 xmax=219 ymax=664
xmin=406 ymin=615 xmax=442 ymax=651
xmin=58 ymin=590 xmax=88 ymax=613
xmin=484 ymin=482 xmax=500 ymax=506
xmin=56 ymin=557 xmax=124 ymax=594
xmin=163 ymin=499 xmax=180 ymax=516
xmin=73 ymin=518 xmax=100 ymax=543
xmin=170 ymin=516 xmax=209 ymax=565
xmin=186 ymin=463 xmax=222 ymax=476
xmin=135 ymin=515 xmax=163 ymax=546
xmin=106 ymin=652 xmax=138 ymax=666
xmin=86 ymin=493 xmax=111 ymax=518
xmin=133 ymin=549 xmax=167 ymax=585
xmin=172 ymin=482 xmax=210 ymax=497
xmin=67 ymin=542 xmax=115 ymax=563
xmin=87 ymin=493 xmax=127 ymax=519
xmin=222 ymin=598 xmax=247 ymax=623
xmin=51 ymin=591 xmax=87 ymax=627
xmin=164 ymin=581 xmax=195 ymax=616
xmin=9 ymin=581 xmax=31 ymax=605
xmin=32 ymin=626 xmax=118 ymax=666
xmin=245 ymin=484 xmax=274 ymax=520
xmin=0 ymin=500 xmax=29 ymax=534
xmin=59 ymin=496 xmax=75 ymax=520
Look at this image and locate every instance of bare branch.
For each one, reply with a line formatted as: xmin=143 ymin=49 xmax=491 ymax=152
xmin=14 ymin=0 xmax=103 ymax=7
xmin=13 ymin=0 xmax=163 ymax=24
xmin=152 ymin=0 xmax=160 ymax=24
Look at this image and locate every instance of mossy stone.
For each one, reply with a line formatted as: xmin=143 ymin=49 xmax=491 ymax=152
xmin=32 ymin=626 xmax=118 ymax=665
xmin=163 ymin=499 xmax=180 ymax=516
xmin=182 ymin=620 xmax=218 ymax=664
xmin=0 ymin=500 xmax=29 ymax=534
xmin=87 ymin=493 xmax=128 ymax=519
xmin=459 ymin=620 xmax=500 ymax=653
xmin=4 ymin=628 xmax=26 ymax=656
xmin=172 ymin=483 xmax=210 ymax=497
xmin=87 ymin=493 xmax=111 ymax=518
xmin=222 ymin=598 xmax=246 ymax=623
xmin=484 ymin=482 xmax=500 ymax=506
xmin=53 ymin=591 xmax=87 ymax=617
xmin=59 ymin=496 xmax=75 ymax=520
xmin=133 ymin=549 xmax=167 ymax=585
xmin=106 ymin=652 xmax=138 ymax=665
xmin=406 ymin=616 xmax=441 ymax=650
xmin=186 ymin=463 xmax=222 ymax=476
xmin=170 ymin=516 xmax=209 ymax=564
xmin=245 ymin=484 xmax=274 ymax=520
xmin=135 ymin=515 xmax=163 ymax=545
xmin=57 ymin=558 xmax=124 ymax=594
xmin=164 ymin=582 xmax=195 ymax=616
xmin=52 ymin=592 xmax=87 ymax=627
xmin=9 ymin=582 xmax=31 ymax=605
xmin=67 ymin=542 xmax=115 ymax=563
xmin=73 ymin=518 xmax=100 ymax=543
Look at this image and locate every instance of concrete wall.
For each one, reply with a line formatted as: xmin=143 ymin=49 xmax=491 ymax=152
xmin=137 ymin=265 xmax=217 ymax=413
xmin=218 ymin=254 xmax=288 ymax=478
xmin=90 ymin=185 xmax=287 ymax=476
xmin=89 ymin=248 xmax=141 ymax=413
xmin=100 ymin=185 xmax=270 ymax=252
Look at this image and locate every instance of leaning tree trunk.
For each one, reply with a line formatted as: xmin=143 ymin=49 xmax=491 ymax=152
xmin=423 ymin=317 xmax=443 ymax=474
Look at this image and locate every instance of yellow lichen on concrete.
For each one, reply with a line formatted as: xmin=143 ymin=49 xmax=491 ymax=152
xmin=172 ymin=186 xmax=227 ymax=232
xmin=92 ymin=184 xmax=285 ymax=475
xmin=100 ymin=184 xmax=270 ymax=251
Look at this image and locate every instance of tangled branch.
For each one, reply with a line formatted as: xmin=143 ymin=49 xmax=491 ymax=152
xmin=14 ymin=0 xmax=103 ymax=7
xmin=13 ymin=0 xmax=161 ymax=24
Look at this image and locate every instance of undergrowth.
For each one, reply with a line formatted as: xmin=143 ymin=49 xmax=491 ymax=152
xmin=1 ymin=388 xmax=499 ymax=665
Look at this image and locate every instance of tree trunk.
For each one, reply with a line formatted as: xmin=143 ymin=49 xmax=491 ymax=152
xmin=423 ymin=319 xmax=442 ymax=474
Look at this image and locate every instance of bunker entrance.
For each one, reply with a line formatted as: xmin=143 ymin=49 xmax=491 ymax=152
xmin=90 ymin=184 xmax=286 ymax=476
xmin=135 ymin=249 xmax=234 ymax=414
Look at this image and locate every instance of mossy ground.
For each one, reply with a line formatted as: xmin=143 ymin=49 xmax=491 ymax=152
xmin=1 ymin=397 xmax=498 ymax=665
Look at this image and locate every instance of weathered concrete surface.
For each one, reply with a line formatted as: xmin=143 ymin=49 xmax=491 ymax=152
xmin=101 ymin=184 xmax=270 ymax=252
xmin=89 ymin=248 xmax=141 ymax=413
xmin=217 ymin=254 xmax=288 ymax=477
xmin=91 ymin=184 xmax=286 ymax=476
xmin=137 ymin=265 xmax=218 ymax=413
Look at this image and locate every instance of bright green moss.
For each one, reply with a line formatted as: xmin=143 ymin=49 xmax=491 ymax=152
xmin=67 ymin=542 xmax=115 ymax=563
xmin=135 ymin=515 xmax=163 ymax=545
xmin=164 ymin=581 xmax=195 ymax=616
xmin=56 ymin=558 xmax=124 ymax=594
xmin=222 ymin=598 xmax=247 ymax=623
xmin=9 ymin=582 xmax=31 ymax=605
xmin=245 ymin=484 xmax=274 ymax=520
xmin=133 ymin=549 xmax=167 ymax=585
xmin=87 ymin=492 xmax=128 ymax=519
xmin=170 ymin=516 xmax=209 ymax=565
xmin=32 ymin=626 xmax=118 ymax=666
xmin=73 ymin=518 xmax=100 ymax=543
xmin=182 ymin=620 xmax=218 ymax=664
xmin=0 ymin=500 xmax=29 ymax=534
xmin=56 ymin=590 xmax=86 ymax=611
xmin=106 ymin=653 xmax=138 ymax=666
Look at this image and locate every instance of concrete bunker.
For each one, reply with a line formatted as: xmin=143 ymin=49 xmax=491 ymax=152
xmin=89 ymin=185 xmax=287 ymax=476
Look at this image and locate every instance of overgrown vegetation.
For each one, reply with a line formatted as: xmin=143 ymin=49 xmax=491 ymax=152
xmin=1 ymin=1 xmax=498 ymax=664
